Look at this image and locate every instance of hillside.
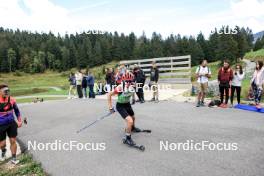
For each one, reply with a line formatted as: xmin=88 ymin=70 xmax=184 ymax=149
xmin=254 ymin=30 xmax=264 ymax=43
xmin=244 ymin=49 xmax=264 ymax=62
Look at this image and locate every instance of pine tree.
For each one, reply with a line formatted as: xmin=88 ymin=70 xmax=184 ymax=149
xmin=7 ymin=48 xmax=16 ymax=72
xmin=93 ymin=40 xmax=103 ymax=66
xmin=197 ymin=32 xmax=209 ymax=60
xmin=216 ymin=26 xmax=238 ymax=64
xmin=150 ymin=32 xmax=164 ymax=58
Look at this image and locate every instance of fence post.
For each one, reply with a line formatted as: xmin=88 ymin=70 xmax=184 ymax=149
xmin=171 ymin=57 xmax=173 ymax=73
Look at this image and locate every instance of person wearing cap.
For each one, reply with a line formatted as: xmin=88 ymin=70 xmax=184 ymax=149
xmin=0 ymin=84 xmax=22 ymax=165
xmin=107 ymin=71 xmax=141 ymax=146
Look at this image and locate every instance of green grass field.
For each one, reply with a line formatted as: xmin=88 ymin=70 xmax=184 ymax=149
xmin=244 ymin=49 xmax=264 ymax=62
xmin=0 ymin=61 xmax=118 ymax=103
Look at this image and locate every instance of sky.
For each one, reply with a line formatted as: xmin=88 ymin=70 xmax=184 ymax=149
xmin=0 ymin=0 xmax=263 ymax=38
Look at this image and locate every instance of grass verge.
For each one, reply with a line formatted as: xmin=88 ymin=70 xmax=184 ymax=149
xmin=0 ymin=153 xmax=47 ymax=176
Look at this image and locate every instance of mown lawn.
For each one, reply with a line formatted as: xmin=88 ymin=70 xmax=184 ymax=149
xmin=0 ymin=61 xmax=119 ymax=103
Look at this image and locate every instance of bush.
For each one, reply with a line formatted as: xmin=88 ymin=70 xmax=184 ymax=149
xmin=13 ymin=71 xmax=24 ymax=77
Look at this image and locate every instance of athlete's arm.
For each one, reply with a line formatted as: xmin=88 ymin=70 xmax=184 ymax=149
xmin=12 ymin=98 xmax=22 ymax=127
xmin=108 ymin=85 xmax=122 ymax=112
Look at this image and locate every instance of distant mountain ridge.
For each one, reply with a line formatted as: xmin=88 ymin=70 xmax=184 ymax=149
xmin=254 ymin=30 xmax=264 ymax=43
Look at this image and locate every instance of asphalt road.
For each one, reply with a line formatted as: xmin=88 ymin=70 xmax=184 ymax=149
xmin=18 ymin=99 xmax=264 ymax=176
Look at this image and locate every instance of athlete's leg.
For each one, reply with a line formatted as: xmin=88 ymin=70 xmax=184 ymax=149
xmin=0 ymin=140 xmax=6 ymax=150
xmin=9 ymin=137 xmax=17 ymax=157
xmin=125 ymin=116 xmax=134 ymax=134
xmin=131 ymin=116 xmax=135 ymax=127
xmin=0 ymin=140 xmax=7 ymax=161
xmin=0 ymin=126 xmax=7 ymax=159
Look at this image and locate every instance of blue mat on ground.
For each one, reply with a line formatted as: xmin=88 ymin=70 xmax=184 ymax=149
xmin=234 ymin=104 xmax=264 ymax=113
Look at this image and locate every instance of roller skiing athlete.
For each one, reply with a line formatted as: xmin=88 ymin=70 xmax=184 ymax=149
xmin=107 ymin=71 xmax=148 ymax=151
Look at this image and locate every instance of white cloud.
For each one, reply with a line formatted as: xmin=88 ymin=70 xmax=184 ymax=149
xmin=231 ymin=0 xmax=264 ymax=17
xmin=0 ymin=0 xmax=263 ymax=37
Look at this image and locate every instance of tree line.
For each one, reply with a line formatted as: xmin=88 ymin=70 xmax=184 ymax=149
xmin=0 ymin=26 xmax=256 ymax=73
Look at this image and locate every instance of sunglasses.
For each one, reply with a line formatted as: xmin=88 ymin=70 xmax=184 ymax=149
xmin=2 ymin=88 xmax=10 ymax=94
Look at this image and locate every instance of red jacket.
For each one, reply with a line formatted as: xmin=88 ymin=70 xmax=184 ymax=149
xmin=218 ymin=67 xmax=233 ymax=83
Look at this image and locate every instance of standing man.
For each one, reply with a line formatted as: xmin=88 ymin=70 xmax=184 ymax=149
xmin=218 ymin=60 xmax=234 ymax=108
xmin=195 ymin=60 xmax=211 ymax=107
xmin=0 ymin=84 xmax=22 ymax=164
xmin=150 ymin=61 xmax=159 ymax=102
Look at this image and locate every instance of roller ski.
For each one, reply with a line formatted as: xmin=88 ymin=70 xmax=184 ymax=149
xmin=132 ymin=126 xmax=151 ymax=133
xmin=122 ymin=136 xmax=145 ymax=152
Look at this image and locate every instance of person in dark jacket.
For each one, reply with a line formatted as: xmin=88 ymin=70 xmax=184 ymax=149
xmin=87 ymin=72 xmax=95 ymax=98
xmin=218 ymin=60 xmax=233 ymax=108
xmin=68 ymin=72 xmax=76 ymax=99
xmin=150 ymin=61 xmax=159 ymax=102
xmin=82 ymin=71 xmax=88 ymax=99
xmin=133 ymin=65 xmax=146 ymax=103
xmin=105 ymin=68 xmax=115 ymax=93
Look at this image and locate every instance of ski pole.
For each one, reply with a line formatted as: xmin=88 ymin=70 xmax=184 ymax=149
xmin=76 ymin=110 xmax=115 ymax=134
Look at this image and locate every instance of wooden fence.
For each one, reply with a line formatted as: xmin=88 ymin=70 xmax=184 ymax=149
xmin=120 ymin=55 xmax=191 ymax=84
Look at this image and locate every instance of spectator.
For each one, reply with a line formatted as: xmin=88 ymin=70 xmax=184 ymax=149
xmin=105 ymin=68 xmax=115 ymax=93
xmin=68 ymin=72 xmax=76 ymax=99
xmin=119 ymin=64 xmax=126 ymax=75
xmin=75 ymin=70 xmax=83 ymax=98
xmin=251 ymin=60 xmax=264 ymax=109
xmin=150 ymin=61 xmax=159 ymax=102
xmin=115 ymin=67 xmax=123 ymax=85
xmin=87 ymin=72 xmax=95 ymax=98
xmin=82 ymin=70 xmax=88 ymax=99
xmin=195 ymin=60 xmax=211 ymax=107
xmin=218 ymin=60 xmax=233 ymax=108
xmin=134 ymin=65 xmax=146 ymax=103
xmin=230 ymin=64 xmax=245 ymax=107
